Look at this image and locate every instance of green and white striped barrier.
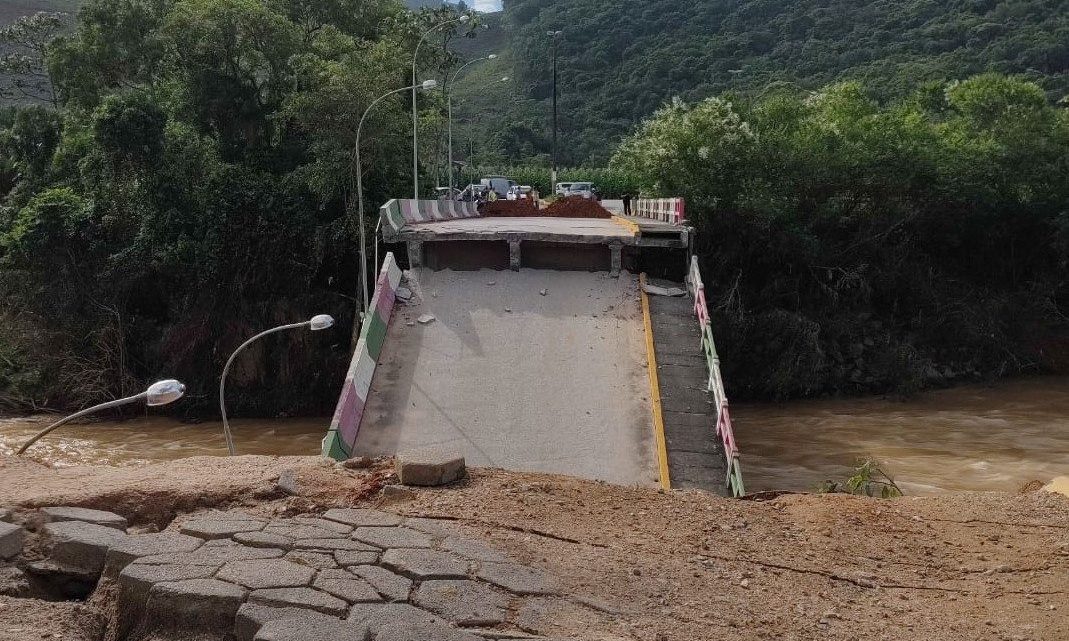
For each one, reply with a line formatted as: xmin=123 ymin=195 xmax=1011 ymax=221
xmin=322 ymin=252 xmax=403 ymax=460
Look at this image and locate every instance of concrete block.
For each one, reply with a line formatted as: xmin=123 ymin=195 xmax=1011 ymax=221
xmin=0 ymin=522 xmax=23 ymax=560
xmin=143 ymin=578 xmax=246 ymax=635
xmin=321 ymin=509 xmax=402 ymax=528
xmin=248 ymin=587 xmax=349 ymax=617
xmin=334 ymin=550 xmax=379 ymax=567
xmin=234 ymin=531 xmax=294 ymax=550
xmin=43 ymin=520 xmax=126 ymax=574
xmin=216 ymin=558 xmax=316 ymax=589
xmin=254 ymin=616 xmax=369 ymax=641
xmin=380 ymin=548 xmax=468 ymax=580
xmin=235 ymin=604 xmax=319 ymax=641
xmin=394 ymin=449 xmax=466 ymax=487
xmin=351 ymin=527 xmax=432 ymax=550
xmin=104 ymin=532 xmax=203 ymax=576
xmin=40 ymin=506 xmax=128 ymax=530
xmin=345 ymin=602 xmax=445 ymax=634
xmin=313 ymin=569 xmax=382 ymax=603
xmin=292 ymin=538 xmax=378 ymax=552
xmin=284 ymin=550 xmax=338 ymax=569
xmin=411 ymin=579 xmax=508 ymax=626
xmin=376 ymin=622 xmax=483 ymax=641
xmin=347 ymin=565 xmax=411 ymax=602
xmin=181 ymin=518 xmax=266 ymax=540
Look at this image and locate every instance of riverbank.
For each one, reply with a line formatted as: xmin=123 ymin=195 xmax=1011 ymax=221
xmin=0 ymin=454 xmax=1066 ymax=641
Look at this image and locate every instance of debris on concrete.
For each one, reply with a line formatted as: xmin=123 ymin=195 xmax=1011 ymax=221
xmin=395 ymin=449 xmax=466 ymax=487
xmin=540 ymin=288 xmax=548 ymax=296
xmin=417 ymin=314 xmax=436 ymax=324
xmin=396 ymin=286 xmax=413 ymax=301
xmin=642 ymin=283 xmax=686 ymax=297
xmin=275 ymin=470 xmax=301 ymax=496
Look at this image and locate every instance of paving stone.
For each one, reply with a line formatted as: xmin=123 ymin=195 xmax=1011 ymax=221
xmin=293 ymin=538 xmax=379 ymax=552
xmin=381 ymin=548 xmax=469 ymax=580
xmin=474 ymin=562 xmax=558 ymax=596
xmin=395 ymin=448 xmax=466 ymax=486
xmin=235 ymin=531 xmax=294 ymax=549
xmin=248 ymin=587 xmax=349 ymax=616
xmin=285 ymin=550 xmax=338 ymax=569
xmin=43 ymin=520 xmax=126 ymax=573
xmin=288 ymin=517 xmax=353 ymax=534
xmin=347 ymin=565 xmax=411 ymax=602
xmin=217 ymin=559 xmax=316 ymax=589
xmin=322 ymin=508 xmax=402 ymax=528
xmin=334 ymin=550 xmax=380 ymax=567
xmin=235 ymin=604 xmax=322 ymax=641
xmin=264 ymin=524 xmax=344 ymax=540
xmin=376 ymin=622 xmax=484 ymax=641
xmin=119 ymin=563 xmax=220 ymax=598
xmin=254 ymin=616 xmax=369 ymax=641
xmin=104 ymin=532 xmax=203 ymax=575
xmin=135 ymin=545 xmax=284 ymax=566
xmin=313 ymin=569 xmax=383 ymax=603
xmin=440 ymin=538 xmax=510 ymax=564
xmin=352 ymin=527 xmax=433 ymax=550
xmin=402 ymin=518 xmax=461 ymax=538
xmin=40 ymin=506 xmax=129 ymax=530
xmin=143 ymin=579 xmax=246 ymax=634
xmin=199 ymin=510 xmax=265 ymax=521
xmin=412 ymin=580 xmax=508 ymax=626
xmin=346 ymin=603 xmax=445 ymax=633
xmin=0 ymin=522 xmax=23 ymax=560
xmin=181 ymin=518 xmax=266 ymax=540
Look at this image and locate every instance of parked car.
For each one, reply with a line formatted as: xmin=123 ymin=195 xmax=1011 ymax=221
xmin=554 ymin=181 xmax=575 ymax=196
xmin=564 ymin=182 xmax=599 ymax=200
xmin=506 ymin=185 xmax=536 ymax=201
xmin=480 ymin=175 xmax=517 ymax=197
xmin=457 ymin=184 xmax=489 ymax=202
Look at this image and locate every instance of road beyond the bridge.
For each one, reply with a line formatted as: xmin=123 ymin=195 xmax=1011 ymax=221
xmin=353 ymin=269 xmax=657 ymax=486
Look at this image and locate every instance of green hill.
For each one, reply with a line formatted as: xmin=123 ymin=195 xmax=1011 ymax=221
xmin=450 ymin=0 xmax=1069 ymax=164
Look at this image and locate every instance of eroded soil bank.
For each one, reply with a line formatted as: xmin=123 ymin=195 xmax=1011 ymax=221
xmin=0 ymin=454 xmax=1066 ymax=641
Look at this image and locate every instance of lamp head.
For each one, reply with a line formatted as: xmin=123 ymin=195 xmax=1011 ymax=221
xmin=421 ymin=79 xmax=438 ymax=91
xmin=488 ymin=54 xmax=498 ymax=60
xmin=146 ymin=379 xmax=186 ymax=407
xmin=309 ymin=314 xmax=335 ymax=331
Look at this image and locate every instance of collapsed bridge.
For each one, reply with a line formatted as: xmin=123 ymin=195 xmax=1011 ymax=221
xmin=322 ymin=198 xmax=744 ymax=497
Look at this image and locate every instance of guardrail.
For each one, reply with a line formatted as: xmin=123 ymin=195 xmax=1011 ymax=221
xmin=322 ymin=252 xmax=403 ymax=460
xmin=380 ymin=199 xmax=481 ymax=233
xmin=686 ymin=256 xmax=745 ymax=497
xmin=633 ymin=198 xmax=686 ymax=224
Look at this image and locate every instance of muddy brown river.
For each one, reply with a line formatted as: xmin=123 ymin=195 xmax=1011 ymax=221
xmin=1 ymin=377 xmax=1066 ymax=494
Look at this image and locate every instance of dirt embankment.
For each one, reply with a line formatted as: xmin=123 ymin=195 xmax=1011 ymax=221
xmin=0 ymin=454 xmax=1067 ymax=641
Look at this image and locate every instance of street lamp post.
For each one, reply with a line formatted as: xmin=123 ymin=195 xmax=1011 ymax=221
xmin=412 ymin=14 xmax=470 ymax=199
xmin=356 ymin=79 xmax=438 ymax=318
xmin=446 ymin=54 xmax=497 ymax=193
xmin=219 ymin=314 xmax=335 ymax=456
xmin=548 ymin=30 xmax=562 ymax=194
xmin=17 ymin=379 xmax=187 ymax=455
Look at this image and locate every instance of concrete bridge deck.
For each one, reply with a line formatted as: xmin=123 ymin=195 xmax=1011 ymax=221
xmin=352 ymin=268 xmax=658 ymax=486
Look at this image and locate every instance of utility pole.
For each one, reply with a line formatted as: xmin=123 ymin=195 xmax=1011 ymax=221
xmin=548 ymin=30 xmax=562 ymax=194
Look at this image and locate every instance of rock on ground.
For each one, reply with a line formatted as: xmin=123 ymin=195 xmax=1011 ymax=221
xmin=395 ymin=449 xmax=466 ymax=487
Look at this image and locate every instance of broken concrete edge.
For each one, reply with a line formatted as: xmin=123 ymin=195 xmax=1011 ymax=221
xmin=394 ymin=450 xmax=466 ymax=487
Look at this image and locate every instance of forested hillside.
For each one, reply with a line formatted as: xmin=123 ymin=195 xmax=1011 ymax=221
xmin=451 ymin=0 xmax=1069 ymax=163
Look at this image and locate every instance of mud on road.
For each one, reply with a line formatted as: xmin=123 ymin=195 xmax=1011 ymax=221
xmin=0 ymin=454 xmax=1066 ymax=641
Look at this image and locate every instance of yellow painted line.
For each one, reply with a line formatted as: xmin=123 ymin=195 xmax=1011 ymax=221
xmin=639 ymin=273 xmax=672 ymax=490
xmin=611 ymin=215 xmax=640 ymax=236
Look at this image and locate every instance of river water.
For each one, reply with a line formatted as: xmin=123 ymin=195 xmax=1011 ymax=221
xmin=1 ymin=377 xmax=1066 ymax=495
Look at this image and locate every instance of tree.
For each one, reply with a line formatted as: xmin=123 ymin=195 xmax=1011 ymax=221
xmin=0 ymin=12 xmax=65 ymax=106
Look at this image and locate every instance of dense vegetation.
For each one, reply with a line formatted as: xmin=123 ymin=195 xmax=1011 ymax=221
xmin=450 ymin=0 xmax=1069 ymax=164
xmin=0 ymin=0 xmax=490 ymax=413
xmin=613 ymin=75 xmax=1069 ymax=399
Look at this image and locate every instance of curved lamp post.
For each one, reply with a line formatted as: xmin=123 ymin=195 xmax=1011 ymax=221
xmin=219 ymin=314 xmax=335 ymax=456
xmin=16 ymin=379 xmax=187 ymax=455
xmin=356 ymin=79 xmax=438 ymax=315
xmin=446 ymin=54 xmax=497 ymax=193
xmin=412 ymin=14 xmax=470 ymax=199
xmin=547 ymin=30 xmax=563 ymax=193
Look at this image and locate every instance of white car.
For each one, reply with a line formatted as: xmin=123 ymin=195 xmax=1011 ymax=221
xmin=555 ymin=182 xmax=575 ymax=196
xmin=564 ymin=182 xmax=598 ymax=200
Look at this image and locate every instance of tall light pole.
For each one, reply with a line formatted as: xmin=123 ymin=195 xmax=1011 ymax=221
xmin=548 ymin=30 xmax=562 ymax=194
xmin=356 ymin=79 xmax=438 ymax=318
xmin=412 ymin=14 xmax=470 ymax=199
xmin=219 ymin=315 xmax=335 ymax=456
xmin=446 ymin=54 xmax=497 ymax=193
xmin=17 ymin=380 xmax=187 ymax=455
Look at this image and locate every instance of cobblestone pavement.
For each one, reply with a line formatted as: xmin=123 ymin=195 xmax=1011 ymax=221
xmin=96 ymin=508 xmax=578 ymax=641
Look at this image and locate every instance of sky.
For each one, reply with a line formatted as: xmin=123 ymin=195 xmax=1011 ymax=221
xmin=460 ymin=0 xmax=504 ymax=12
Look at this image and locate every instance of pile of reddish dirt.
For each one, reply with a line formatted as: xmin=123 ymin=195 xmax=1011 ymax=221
xmin=542 ymin=196 xmax=612 ymax=218
xmin=479 ymin=199 xmax=540 ymax=217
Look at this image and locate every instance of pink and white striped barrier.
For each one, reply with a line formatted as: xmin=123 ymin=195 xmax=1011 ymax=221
xmin=634 ymin=198 xmax=686 ymax=225
xmin=381 ymin=199 xmax=481 ymax=233
xmin=322 ymin=252 xmax=403 ymax=460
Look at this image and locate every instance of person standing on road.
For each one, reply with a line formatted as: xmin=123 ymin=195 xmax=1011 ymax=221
xmin=623 ymin=192 xmax=633 ymax=216
xmin=488 ymin=188 xmax=499 ymax=202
